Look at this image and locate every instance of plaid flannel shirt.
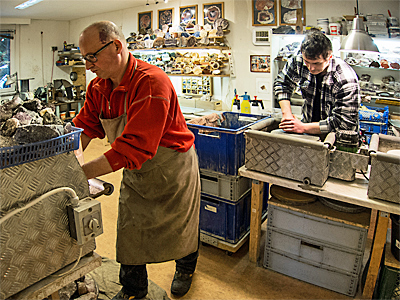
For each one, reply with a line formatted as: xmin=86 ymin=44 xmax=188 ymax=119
xmin=274 ymin=55 xmax=360 ymax=133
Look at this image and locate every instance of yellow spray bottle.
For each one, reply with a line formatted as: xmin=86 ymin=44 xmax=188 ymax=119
xmin=239 ymin=92 xmax=251 ymax=114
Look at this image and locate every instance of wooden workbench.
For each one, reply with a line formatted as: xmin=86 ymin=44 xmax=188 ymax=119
xmin=9 ymin=252 xmax=102 ymax=300
xmin=238 ymin=166 xmax=400 ymax=299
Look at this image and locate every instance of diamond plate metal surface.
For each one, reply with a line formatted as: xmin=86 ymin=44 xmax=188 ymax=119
xmin=368 ymin=156 xmax=400 ymax=204
xmin=329 ymin=150 xmax=369 ymax=181
xmin=0 ymin=152 xmax=95 ymax=299
xmin=245 ymin=133 xmax=329 ymax=187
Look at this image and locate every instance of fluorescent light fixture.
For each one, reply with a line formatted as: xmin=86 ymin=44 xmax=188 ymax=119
xmin=15 ymin=0 xmax=43 ymax=10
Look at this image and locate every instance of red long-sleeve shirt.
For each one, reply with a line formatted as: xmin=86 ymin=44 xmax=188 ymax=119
xmin=73 ymin=53 xmax=194 ymax=171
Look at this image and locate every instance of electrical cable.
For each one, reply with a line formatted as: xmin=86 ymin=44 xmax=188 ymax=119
xmin=51 ymin=246 xmax=83 ymax=277
xmin=0 ymin=187 xmax=79 ymax=225
xmin=358 ymin=170 xmax=369 ymax=181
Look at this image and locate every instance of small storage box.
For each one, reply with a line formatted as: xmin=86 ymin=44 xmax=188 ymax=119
xmin=187 ymin=112 xmax=271 ymax=175
xmin=200 ymin=169 xmax=251 ymax=202
xmin=245 ymin=130 xmax=333 ymax=187
xmin=368 ymin=134 xmax=400 ymax=204
xmin=200 ymin=189 xmax=268 ymax=244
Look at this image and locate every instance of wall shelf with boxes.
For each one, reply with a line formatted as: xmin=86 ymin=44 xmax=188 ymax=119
xmin=130 ymin=46 xmax=231 ymax=77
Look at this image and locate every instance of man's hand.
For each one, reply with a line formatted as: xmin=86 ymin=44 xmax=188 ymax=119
xmin=279 ymin=115 xmax=306 ymax=133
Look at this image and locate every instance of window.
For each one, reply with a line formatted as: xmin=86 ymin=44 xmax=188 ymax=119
xmin=0 ymin=25 xmax=16 ymax=95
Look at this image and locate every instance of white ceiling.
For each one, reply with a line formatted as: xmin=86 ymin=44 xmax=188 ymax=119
xmin=0 ymin=0 xmax=159 ymax=21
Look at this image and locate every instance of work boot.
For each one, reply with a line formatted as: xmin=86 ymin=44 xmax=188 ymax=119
xmin=111 ymin=288 xmax=147 ymax=300
xmin=170 ymin=271 xmax=193 ymax=296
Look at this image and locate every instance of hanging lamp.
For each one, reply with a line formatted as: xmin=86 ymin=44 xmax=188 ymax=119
xmin=339 ymin=0 xmax=379 ymax=53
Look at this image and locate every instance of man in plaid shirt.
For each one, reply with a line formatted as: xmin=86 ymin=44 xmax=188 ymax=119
xmin=274 ymin=30 xmax=360 ymax=135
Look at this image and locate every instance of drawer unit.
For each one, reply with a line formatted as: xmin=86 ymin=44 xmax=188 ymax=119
xmin=266 ymin=199 xmax=370 ymax=252
xmin=200 ymin=169 xmax=251 ymax=202
xmin=264 ymin=249 xmax=360 ymax=296
xmin=264 ymin=198 xmax=371 ymax=296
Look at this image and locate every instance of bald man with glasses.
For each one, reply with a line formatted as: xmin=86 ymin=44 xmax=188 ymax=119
xmin=73 ymin=21 xmax=200 ymax=300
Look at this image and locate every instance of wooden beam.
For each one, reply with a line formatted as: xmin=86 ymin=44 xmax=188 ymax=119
xmin=249 ymin=180 xmax=264 ymax=263
xmin=362 ymin=211 xmax=390 ymax=299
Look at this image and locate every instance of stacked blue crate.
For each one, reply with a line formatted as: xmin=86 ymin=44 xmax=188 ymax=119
xmin=187 ymin=112 xmax=271 ymax=246
xmin=359 ymin=104 xmax=389 ymax=143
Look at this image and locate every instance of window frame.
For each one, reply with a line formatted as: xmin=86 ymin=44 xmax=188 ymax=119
xmin=0 ymin=24 xmax=18 ymax=97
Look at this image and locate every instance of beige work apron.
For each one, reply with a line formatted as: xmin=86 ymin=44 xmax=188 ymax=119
xmin=99 ymin=92 xmax=200 ymax=265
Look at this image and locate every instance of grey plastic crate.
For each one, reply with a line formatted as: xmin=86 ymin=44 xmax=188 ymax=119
xmin=263 ymin=248 xmax=360 ymax=296
xmin=200 ymin=169 xmax=251 ymax=202
xmin=267 ymin=201 xmax=370 ymax=252
xmin=266 ymin=228 xmax=364 ymax=274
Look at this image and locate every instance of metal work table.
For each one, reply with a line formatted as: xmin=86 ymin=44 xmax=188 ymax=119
xmin=238 ymin=166 xmax=400 ymax=299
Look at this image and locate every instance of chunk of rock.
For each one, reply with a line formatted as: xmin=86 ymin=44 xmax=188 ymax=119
xmin=13 ymin=124 xmax=64 ymax=144
xmin=22 ymin=99 xmax=42 ymax=112
xmin=13 ymin=111 xmax=32 ymax=126
xmin=0 ymin=118 xmax=19 ymax=137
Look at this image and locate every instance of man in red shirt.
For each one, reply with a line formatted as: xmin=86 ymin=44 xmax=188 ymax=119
xmin=73 ymin=21 xmax=200 ymax=299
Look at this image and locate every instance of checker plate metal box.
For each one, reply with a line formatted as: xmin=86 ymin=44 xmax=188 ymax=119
xmin=0 ymin=152 xmax=95 ymax=299
xmin=368 ymin=134 xmax=400 ymax=203
xmin=245 ymin=130 xmax=331 ymax=186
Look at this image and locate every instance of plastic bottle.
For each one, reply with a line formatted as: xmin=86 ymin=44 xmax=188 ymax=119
xmin=239 ymin=92 xmax=251 ymax=114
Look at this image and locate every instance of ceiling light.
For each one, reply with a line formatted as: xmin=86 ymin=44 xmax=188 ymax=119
xmin=339 ymin=0 xmax=379 ymax=53
xmin=15 ymin=0 xmax=43 ymax=10
xmin=155 ymin=0 xmax=159 ymax=4
xmin=146 ymin=0 xmax=149 ymax=5
xmin=164 ymin=0 xmax=168 ymax=3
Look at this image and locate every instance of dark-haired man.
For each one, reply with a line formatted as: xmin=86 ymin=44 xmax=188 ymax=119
xmin=273 ymin=30 xmax=360 ymax=135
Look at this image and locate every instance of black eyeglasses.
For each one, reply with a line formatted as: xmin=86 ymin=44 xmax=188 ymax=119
xmin=81 ymin=41 xmax=114 ymax=63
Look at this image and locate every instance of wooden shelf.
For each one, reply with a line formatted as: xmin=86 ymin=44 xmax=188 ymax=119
xmin=167 ymin=73 xmax=230 ymax=77
xmin=129 ymin=46 xmax=230 ymax=51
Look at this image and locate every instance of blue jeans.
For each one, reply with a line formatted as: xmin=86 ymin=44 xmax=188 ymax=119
xmin=119 ymin=249 xmax=199 ymax=296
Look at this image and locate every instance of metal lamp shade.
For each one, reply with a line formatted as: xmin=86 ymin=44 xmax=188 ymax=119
xmin=340 ymin=15 xmax=379 ymax=53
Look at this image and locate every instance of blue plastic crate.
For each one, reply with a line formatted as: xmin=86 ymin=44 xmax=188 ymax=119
xmin=0 ymin=127 xmax=83 ymax=169
xmin=200 ymin=185 xmax=269 ymax=244
xmin=360 ymin=121 xmax=388 ymax=135
xmin=188 ymin=112 xmax=271 ymax=175
xmin=359 ymin=104 xmax=389 ymax=124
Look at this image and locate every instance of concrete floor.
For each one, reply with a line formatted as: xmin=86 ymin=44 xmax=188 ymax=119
xmin=83 ymin=138 xmax=367 ymax=300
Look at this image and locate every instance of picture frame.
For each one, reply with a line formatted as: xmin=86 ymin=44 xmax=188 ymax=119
xmin=158 ymin=8 xmax=174 ymax=29
xmin=179 ymin=5 xmax=198 ymax=26
xmin=252 ymin=0 xmax=277 ymax=26
xmin=250 ymin=55 xmax=271 ymax=73
xmin=279 ymin=0 xmax=306 ymax=26
xmin=203 ymin=2 xmax=224 ymax=26
xmin=138 ymin=11 xmax=153 ymax=31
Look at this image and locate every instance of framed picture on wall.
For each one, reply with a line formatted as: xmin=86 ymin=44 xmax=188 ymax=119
xmin=250 ymin=55 xmax=271 ymax=73
xmin=203 ymin=2 xmax=224 ymax=26
xmin=158 ymin=8 xmax=174 ymax=29
xmin=179 ymin=5 xmax=198 ymax=26
xmin=279 ymin=0 xmax=305 ymax=25
xmin=252 ymin=0 xmax=277 ymax=26
xmin=138 ymin=11 xmax=153 ymax=31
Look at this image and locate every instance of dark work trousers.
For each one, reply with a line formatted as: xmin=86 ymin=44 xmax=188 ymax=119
xmin=120 ymin=248 xmax=199 ymax=296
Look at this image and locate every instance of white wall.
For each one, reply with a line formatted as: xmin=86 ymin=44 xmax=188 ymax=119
xmin=6 ymin=0 xmax=400 ymax=109
xmin=16 ymin=20 xmax=71 ymax=89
